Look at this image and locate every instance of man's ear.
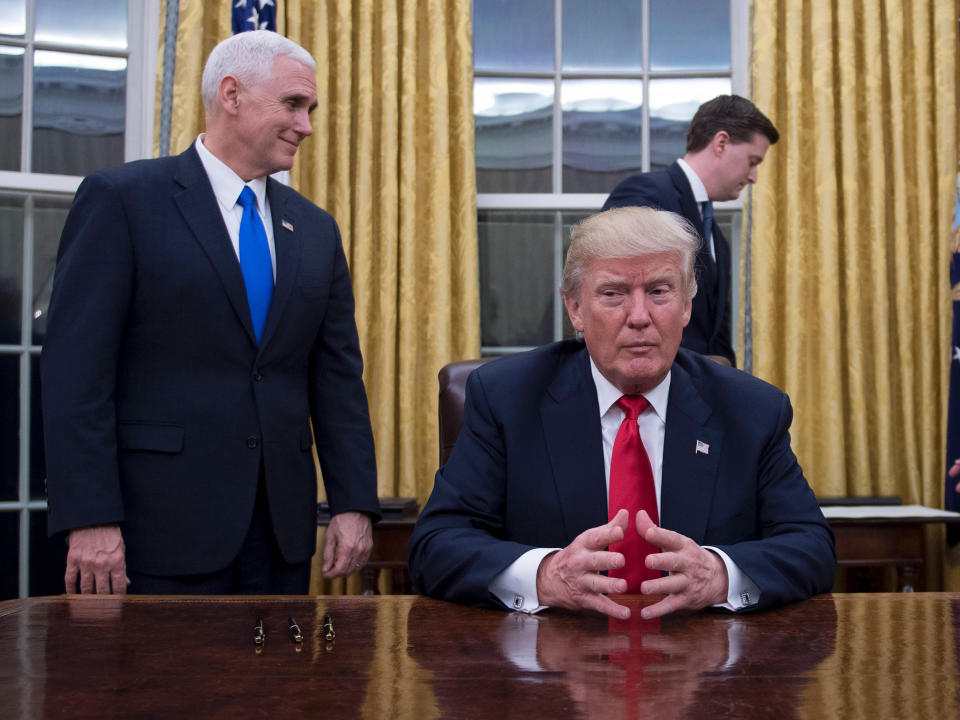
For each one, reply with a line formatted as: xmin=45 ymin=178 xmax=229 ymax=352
xmin=711 ymin=130 xmax=730 ymax=157
xmin=563 ymin=293 xmax=584 ymax=332
xmin=218 ymin=74 xmax=241 ymax=115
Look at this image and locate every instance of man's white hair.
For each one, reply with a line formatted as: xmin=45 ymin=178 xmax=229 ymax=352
xmin=561 ymin=206 xmax=700 ymax=302
xmin=201 ymin=30 xmax=316 ymax=112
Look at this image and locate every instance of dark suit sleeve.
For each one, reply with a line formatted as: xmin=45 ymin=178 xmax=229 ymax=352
xmin=306 ymin=220 xmax=379 ymax=519
xmin=602 ymin=174 xmax=665 ymax=211
xmin=42 ymin=174 xmax=133 ymax=535
xmin=408 ymin=370 xmax=536 ymax=606
xmin=716 ymin=394 xmax=836 ymax=610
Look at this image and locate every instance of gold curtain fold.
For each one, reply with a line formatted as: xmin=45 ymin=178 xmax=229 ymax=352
xmin=155 ymin=1 xmax=479 ymax=594
xmin=749 ymin=1 xmax=959 ymax=585
xmin=153 ymin=0 xmax=233 ymax=158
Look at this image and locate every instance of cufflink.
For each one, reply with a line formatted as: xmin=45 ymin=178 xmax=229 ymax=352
xmin=740 ymin=591 xmax=751 ymax=605
xmin=513 ymin=594 xmax=524 ymax=610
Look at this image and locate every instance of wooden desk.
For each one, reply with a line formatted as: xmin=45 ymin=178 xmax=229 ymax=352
xmin=822 ymin=505 xmax=960 ymax=592
xmin=3 ymin=593 xmax=960 ymax=719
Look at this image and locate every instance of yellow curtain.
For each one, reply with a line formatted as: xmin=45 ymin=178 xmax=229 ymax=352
xmin=155 ymin=1 xmax=479 ymax=593
xmin=153 ymin=1 xmax=234 ymax=158
xmin=748 ymin=1 xmax=958 ymax=585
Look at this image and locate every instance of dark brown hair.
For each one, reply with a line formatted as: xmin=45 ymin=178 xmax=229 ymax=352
xmin=686 ymin=95 xmax=779 ymax=153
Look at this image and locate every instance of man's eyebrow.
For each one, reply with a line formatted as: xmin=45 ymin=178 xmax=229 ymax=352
xmin=645 ymin=272 xmax=679 ymax=286
xmin=594 ymin=275 xmax=629 ymax=286
xmin=281 ymin=91 xmax=317 ymax=107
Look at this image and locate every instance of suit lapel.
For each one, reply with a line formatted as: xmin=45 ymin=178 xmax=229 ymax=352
xmin=173 ymin=147 xmax=257 ymax=344
xmin=669 ymin=161 xmax=719 ymax=308
xmin=258 ymin=179 xmax=300 ymax=352
xmin=540 ymin=348 xmax=608 ymax=538
xmin=659 ymin=361 xmax=723 ymax=543
xmin=669 ymin=162 xmax=705 ymax=237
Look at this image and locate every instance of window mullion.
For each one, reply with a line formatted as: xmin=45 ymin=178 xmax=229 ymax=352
xmin=641 ymin=0 xmax=650 ymax=173
xmin=18 ymin=194 xmax=35 ymax=598
xmin=552 ymin=0 xmax=563 ymax=195
xmin=20 ymin=1 xmax=35 ymax=173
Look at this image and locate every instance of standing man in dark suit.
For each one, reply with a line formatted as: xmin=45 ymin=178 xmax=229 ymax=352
xmin=409 ymin=207 xmax=834 ymax=620
xmin=603 ymin=95 xmax=779 ymax=367
xmin=42 ymin=30 xmax=379 ymax=595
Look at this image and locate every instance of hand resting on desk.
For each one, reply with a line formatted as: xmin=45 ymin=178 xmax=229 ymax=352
xmin=65 ymin=524 xmax=129 ymax=594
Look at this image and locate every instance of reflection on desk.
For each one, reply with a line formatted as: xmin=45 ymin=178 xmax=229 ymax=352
xmin=1 ymin=593 xmax=958 ymax=719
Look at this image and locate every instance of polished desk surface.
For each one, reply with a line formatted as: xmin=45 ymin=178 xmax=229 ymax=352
xmin=2 ymin=593 xmax=958 ymax=719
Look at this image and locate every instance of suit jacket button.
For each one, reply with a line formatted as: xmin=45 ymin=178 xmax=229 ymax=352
xmin=253 ymin=372 xmax=263 ymax=382
xmin=246 ymin=437 xmax=258 ymax=449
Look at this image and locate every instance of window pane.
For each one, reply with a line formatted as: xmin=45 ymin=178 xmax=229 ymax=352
xmin=0 ymin=510 xmax=17 ymax=600
xmin=30 ymin=511 xmax=65 ymax=596
xmin=0 ymin=47 xmax=23 ymax=171
xmin=0 ymin=0 xmax=25 ymax=37
xmin=32 ymin=51 xmax=126 ymax=176
xmin=562 ymin=79 xmax=642 ymax=193
xmin=649 ymin=77 xmax=730 ymax=171
xmin=715 ymin=210 xmax=736 ymax=247
xmin=29 ymin=354 xmax=44 ymax=500
xmin=32 ymin=197 xmax=71 ymax=344
xmin=650 ymin=0 xmax=730 ymax=71
xmin=479 ymin=211 xmax=556 ymax=347
xmin=562 ymin=0 xmax=642 ymax=71
xmin=35 ymin=0 xmax=127 ymax=50
xmin=0 ymin=353 xmax=19 ymax=502
xmin=473 ymin=0 xmax=554 ymax=72
xmin=560 ymin=212 xmax=591 ymax=339
xmin=475 ymin=78 xmax=553 ymax=193
xmin=0 ymin=195 xmax=24 ymax=345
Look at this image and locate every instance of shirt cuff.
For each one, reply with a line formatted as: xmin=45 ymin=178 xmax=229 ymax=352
xmin=489 ymin=547 xmax=559 ymax=613
xmin=704 ymin=546 xmax=760 ymax=610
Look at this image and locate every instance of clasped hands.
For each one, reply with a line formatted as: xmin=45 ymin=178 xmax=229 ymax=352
xmin=535 ymin=509 xmax=728 ymax=620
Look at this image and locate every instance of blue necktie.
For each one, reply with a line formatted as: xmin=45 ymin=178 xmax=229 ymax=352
xmin=702 ymin=200 xmax=715 ymax=263
xmin=237 ymin=186 xmax=273 ymax=342
xmin=702 ymin=200 xmax=714 ymax=245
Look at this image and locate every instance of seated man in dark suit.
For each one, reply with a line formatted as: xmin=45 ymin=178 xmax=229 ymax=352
xmin=409 ymin=207 xmax=834 ymax=620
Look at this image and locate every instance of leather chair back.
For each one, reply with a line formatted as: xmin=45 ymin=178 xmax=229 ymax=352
xmin=438 ymin=359 xmax=490 ymax=466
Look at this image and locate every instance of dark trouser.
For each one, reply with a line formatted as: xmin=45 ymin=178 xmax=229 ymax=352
xmin=127 ymin=471 xmax=311 ymax=595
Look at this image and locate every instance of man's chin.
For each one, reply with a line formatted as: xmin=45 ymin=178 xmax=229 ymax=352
xmin=269 ymin=157 xmax=296 ymax=174
xmin=610 ymin=360 xmax=667 ymax=393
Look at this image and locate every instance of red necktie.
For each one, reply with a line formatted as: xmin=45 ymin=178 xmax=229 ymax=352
xmin=608 ymin=395 xmax=660 ymax=592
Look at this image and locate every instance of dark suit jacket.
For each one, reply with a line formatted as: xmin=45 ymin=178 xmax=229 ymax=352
xmin=603 ymin=161 xmax=735 ymax=365
xmin=42 ymin=145 xmax=380 ymax=576
xmin=408 ymin=341 xmax=835 ymax=611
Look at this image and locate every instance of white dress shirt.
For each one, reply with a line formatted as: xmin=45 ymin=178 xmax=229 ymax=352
xmin=194 ymin=135 xmax=277 ymax=280
xmin=676 ymin=157 xmax=715 ymax=261
xmin=489 ymin=358 xmax=759 ymax=613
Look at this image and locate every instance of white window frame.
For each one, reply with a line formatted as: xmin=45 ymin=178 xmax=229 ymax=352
xmin=0 ymin=0 xmax=160 ymax=599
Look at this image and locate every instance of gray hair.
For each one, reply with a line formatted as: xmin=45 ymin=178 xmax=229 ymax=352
xmin=561 ymin=206 xmax=700 ymax=301
xmin=201 ymin=30 xmax=317 ymax=112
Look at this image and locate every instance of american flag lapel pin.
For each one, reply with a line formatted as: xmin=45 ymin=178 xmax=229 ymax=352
xmin=281 ymin=218 xmax=294 ymax=232
xmin=695 ymin=440 xmax=710 ymax=455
